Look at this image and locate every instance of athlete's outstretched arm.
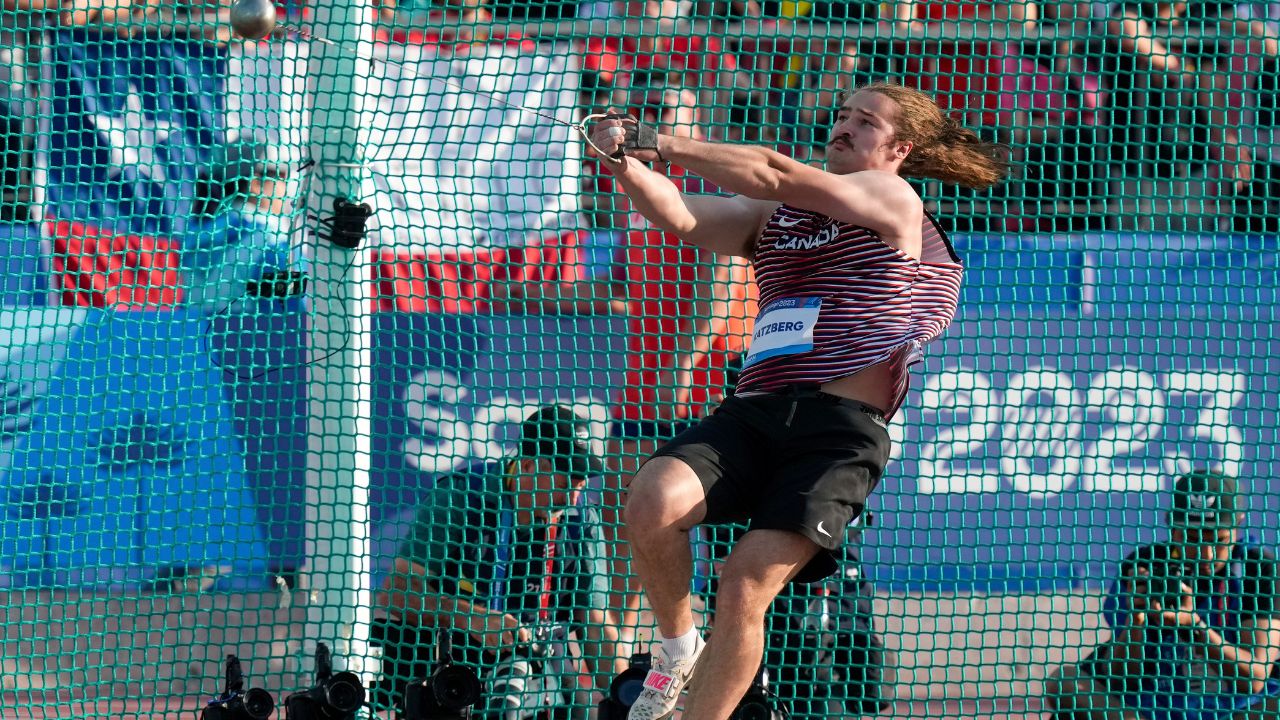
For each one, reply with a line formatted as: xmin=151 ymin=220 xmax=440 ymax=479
xmin=651 ymin=135 xmax=922 ymax=242
xmin=590 ymin=113 xmax=922 ymax=240
xmin=602 ymin=154 xmax=773 ymax=258
xmin=587 ymin=116 xmax=775 ymax=258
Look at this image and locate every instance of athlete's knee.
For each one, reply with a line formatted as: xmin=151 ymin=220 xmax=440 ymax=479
xmin=623 ymin=458 xmax=705 ymax=534
xmin=713 ymin=565 xmax=787 ymax=621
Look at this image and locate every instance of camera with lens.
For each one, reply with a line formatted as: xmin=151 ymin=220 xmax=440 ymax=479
xmin=403 ymin=633 xmax=482 ymax=720
xmin=730 ymin=666 xmax=788 ymax=720
xmin=485 ymin=623 xmax=568 ymax=719
xmin=203 ymin=654 xmax=275 ymax=720
xmin=1125 ymin=554 xmax=1189 ymax=612
xmin=598 ymin=652 xmax=652 ymax=720
xmin=526 ymin=622 xmax=569 ymax=660
xmin=1135 ymin=572 xmax=1186 ymax=611
xmin=284 ymin=643 xmax=367 ymax=719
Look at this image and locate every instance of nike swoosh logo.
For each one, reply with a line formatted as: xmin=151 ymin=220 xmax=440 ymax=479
xmin=776 ymin=216 xmax=804 ymax=227
xmin=816 ymin=521 xmax=832 ymax=538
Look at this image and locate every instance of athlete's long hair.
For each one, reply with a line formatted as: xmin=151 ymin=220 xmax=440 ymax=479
xmin=846 ymin=82 xmax=1010 ymax=190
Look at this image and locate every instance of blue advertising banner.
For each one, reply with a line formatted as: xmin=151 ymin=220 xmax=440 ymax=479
xmin=1 ymin=307 xmax=267 ymax=589
xmin=872 ymin=317 xmax=1280 ymax=591
xmin=864 ymin=232 xmax=1280 ymax=590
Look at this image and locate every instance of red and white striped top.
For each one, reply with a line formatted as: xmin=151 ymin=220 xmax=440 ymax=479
xmin=735 ymin=204 xmax=963 ymax=418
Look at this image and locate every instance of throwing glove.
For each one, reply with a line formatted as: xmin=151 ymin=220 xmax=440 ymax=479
xmin=606 ymin=113 xmax=664 ymax=165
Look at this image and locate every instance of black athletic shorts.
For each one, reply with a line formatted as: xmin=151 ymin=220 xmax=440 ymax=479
xmin=648 ymin=385 xmax=891 ymax=583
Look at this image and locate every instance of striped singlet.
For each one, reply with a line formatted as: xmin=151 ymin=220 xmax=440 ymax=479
xmin=734 ymin=203 xmax=963 ymax=418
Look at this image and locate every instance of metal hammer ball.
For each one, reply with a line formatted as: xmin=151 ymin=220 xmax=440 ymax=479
xmin=230 ymin=0 xmax=278 ymax=41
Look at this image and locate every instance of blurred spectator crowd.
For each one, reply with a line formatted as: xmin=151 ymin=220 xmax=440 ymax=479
xmin=2 ymin=0 xmax=1279 ymax=237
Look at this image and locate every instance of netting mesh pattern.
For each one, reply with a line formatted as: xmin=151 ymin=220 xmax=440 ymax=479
xmin=1 ymin=1 xmax=1278 ymax=718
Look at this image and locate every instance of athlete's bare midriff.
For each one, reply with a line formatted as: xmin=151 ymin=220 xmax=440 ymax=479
xmin=819 ymin=362 xmax=897 ymax=413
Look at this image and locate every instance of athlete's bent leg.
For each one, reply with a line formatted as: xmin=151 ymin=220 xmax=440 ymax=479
xmin=681 ymin=529 xmax=820 ymax=720
xmin=623 ymin=456 xmax=707 ymax=639
xmin=606 ymin=436 xmax=663 ymax=636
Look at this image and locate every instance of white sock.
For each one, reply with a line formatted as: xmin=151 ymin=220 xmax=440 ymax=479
xmin=660 ymin=627 xmax=702 ymax=662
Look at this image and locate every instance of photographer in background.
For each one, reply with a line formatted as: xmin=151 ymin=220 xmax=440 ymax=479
xmin=371 ymin=405 xmax=627 ymax=718
xmin=1045 ymin=471 xmax=1280 ymax=720
xmin=183 ymin=133 xmax=298 ymax=311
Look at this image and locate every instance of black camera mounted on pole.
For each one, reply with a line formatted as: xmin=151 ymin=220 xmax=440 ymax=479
xmin=202 ymin=654 xmax=275 ymax=720
xmin=315 ymin=197 xmax=372 ymax=250
xmin=246 ymin=197 xmax=370 ymax=299
xmin=403 ymin=632 xmax=482 ymax=720
xmin=284 ymin=642 xmax=367 ymax=719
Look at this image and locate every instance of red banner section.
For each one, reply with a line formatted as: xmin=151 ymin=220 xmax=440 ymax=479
xmin=48 ymin=220 xmax=185 ymax=309
xmin=370 ymin=229 xmax=589 ymax=314
xmin=49 ymin=220 xmax=589 ymax=314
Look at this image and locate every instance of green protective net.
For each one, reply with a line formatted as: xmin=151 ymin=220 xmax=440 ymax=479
xmin=1 ymin=0 xmax=1278 ymax=718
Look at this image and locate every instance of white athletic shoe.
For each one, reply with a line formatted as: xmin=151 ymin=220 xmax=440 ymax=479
xmin=627 ymin=636 xmax=706 ymax=720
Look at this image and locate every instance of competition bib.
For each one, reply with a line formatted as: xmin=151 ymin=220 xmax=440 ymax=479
xmin=743 ymin=296 xmax=822 ymax=368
